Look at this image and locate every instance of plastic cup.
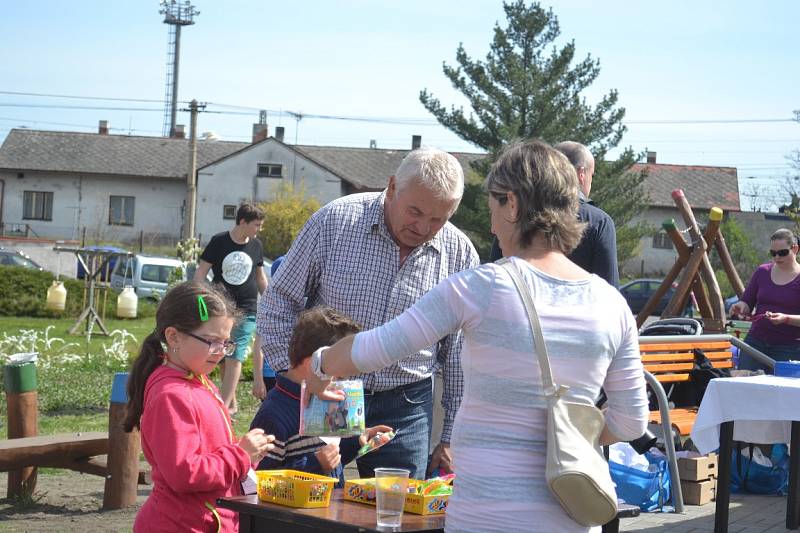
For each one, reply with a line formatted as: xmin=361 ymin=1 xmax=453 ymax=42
xmin=374 ymin=467 xmax=409 ymax=529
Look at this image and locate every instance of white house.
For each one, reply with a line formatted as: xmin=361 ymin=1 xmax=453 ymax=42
xmin=194 ymin=132 xmax=483 ymax=241
xmin=0 ymin=125 xmax=244 ymax=243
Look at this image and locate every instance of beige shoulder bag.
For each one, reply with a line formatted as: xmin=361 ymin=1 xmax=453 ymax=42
xmin=501 ymin=259 xmax=618 ymax=527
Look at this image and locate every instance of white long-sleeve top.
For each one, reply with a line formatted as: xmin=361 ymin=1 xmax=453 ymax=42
xmin=351 ymin=257 xmax=649 ymax=533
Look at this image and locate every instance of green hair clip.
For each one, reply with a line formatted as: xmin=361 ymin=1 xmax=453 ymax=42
xmin=197 ymin=295 xmax=209 ymax=322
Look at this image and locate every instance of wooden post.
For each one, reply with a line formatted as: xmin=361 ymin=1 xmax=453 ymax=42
xmin=636 ymin=220 xmax=688 ymax=327
xmin=664 ymin=220 xmax=715 ymax=319
xmin=5 ymin=361 xmax=38 ymax=498
xmin=103 ymin=372 xmax=140 ymax=509
xmin=715 ymin=228 xmax=746 ymax=298
xmin=670 ymin=190 xmax=726 ymax=332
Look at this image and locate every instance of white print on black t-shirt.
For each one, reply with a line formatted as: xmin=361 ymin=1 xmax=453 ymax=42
xmin=221 ymin=251 xmax=253 ymax=286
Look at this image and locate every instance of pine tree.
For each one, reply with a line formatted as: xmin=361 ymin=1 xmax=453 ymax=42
xmin=421 ymin=0 xmax=651 ymax=265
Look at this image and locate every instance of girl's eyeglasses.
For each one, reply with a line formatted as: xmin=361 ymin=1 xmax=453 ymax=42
xmin=182 ymin=331 xmax=237 ymax=356
xmin=769 ymin=248 xmax=791 ymax=258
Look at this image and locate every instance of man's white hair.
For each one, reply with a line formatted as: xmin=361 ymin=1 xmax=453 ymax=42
xmin=394 ymin=147 xmax=465 ymax=201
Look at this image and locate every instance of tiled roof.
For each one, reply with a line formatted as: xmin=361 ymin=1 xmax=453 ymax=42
xmin=0 ymin=129 xmax=741 ymax=212
xmin=632 ymin=163 xmax=740 ymax=212
xmin=0 ymin=129 xmax=248 ymax=179
xmin=293 ymin=144 xmax=485 ymax=190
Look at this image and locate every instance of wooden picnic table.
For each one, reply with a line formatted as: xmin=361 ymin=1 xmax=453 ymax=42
xmin=217 ymin=489 xmax=445 ymax=532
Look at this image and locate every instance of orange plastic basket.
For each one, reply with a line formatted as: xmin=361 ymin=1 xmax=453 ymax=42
xmin=255 ymin=469 xmax=337 ymax=508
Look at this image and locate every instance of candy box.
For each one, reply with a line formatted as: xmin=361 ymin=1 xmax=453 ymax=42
xmin=300 ymin=379 xmax=365 ymax=437
xmin=343 ymin=477 xmax=452 ymax=515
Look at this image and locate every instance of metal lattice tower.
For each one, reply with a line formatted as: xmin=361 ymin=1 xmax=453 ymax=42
xmin=159 ymin=0 xmax=199 ymax=137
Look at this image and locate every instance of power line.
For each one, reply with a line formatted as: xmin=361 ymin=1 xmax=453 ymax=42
xmin=0 ymin=116 xmax=161 ymax=134
xmin=2 ymin=91 xmax=797 ymax=126
xmin=0 ymin=90 xmax=173 ymax=104
xmin=626 ymin=118 xmax=796 ymax=124
xmin=0 ymin=103 xmax=163 ymax=112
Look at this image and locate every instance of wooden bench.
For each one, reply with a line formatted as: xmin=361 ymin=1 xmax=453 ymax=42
xmin=0 ymin=432 xmax=150 ymax=484
xmin=641 ymin=339 xmax=735 ymax=436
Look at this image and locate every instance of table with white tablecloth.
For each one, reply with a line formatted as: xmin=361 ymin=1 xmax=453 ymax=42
xmin=689 ymin=375 xmax=800 ymax=532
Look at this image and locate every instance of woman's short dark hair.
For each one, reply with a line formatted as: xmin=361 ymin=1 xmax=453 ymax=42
xmin=771 ymin=228 xmax=798 ymax=247
xmin=484 ymin=139 xmax=586 ymax=254
xmin=288 ymin=307 xmax=361 ymax=368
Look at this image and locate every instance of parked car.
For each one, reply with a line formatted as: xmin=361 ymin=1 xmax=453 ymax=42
xmin=619 ymin=278 xmax=693 ymax=316
xmin=76 ymin=245 xmax=128 ymax=281
xmin=110 ymin=254 xmax=184 ymax=299
xmin=0 ymin=248 xmax=43 ymax=270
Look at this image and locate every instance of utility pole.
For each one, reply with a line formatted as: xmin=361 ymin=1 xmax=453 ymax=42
xmin=183 ymin=99 xmax=206 ymax=239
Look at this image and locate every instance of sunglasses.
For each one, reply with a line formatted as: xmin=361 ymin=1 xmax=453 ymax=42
xmin=182 ymin=331 xmax=237 ymax=356
xmin=769 ymin=248 xmax=791 ymax=258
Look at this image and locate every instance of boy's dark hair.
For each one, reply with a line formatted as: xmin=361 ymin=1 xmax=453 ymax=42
xmin=236 ymin=202 xmax=265 ymax=225
xmin=123 ymin=281 xmax=240 ymax=432
xmin=288 ymin=307 xmax=361 ymax=368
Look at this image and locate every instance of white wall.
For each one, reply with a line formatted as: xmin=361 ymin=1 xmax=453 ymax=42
xmin=0 ymin=171 xmax=185 ymax=243
xmin=621 ymin=206 xmax=714 ymax=277
xmin=195 ymin=140 xmax=345 ymax=243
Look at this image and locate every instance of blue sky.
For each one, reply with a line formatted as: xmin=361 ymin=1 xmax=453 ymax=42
xmin=1 ymin=0 xmax=798 ymax=210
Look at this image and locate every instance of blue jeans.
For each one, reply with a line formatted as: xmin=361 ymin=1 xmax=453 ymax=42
xmin=738 ymin=334 xmax=800 ymax=373
xmin=356 ymin=378 xmax=433 ymax=480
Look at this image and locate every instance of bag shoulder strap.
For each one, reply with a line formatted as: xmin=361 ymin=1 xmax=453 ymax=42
xmin=499 ymin=258 xmax=558 ymax=395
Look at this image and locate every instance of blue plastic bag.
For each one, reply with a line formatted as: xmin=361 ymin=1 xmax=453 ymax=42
xmin=730 ymin=443 xmax=789 ymax=495
xmin=609 ymin=451 xmax=672 ymax=512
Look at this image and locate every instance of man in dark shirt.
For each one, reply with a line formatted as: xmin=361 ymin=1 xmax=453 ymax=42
xmin=194 ymin=202 xmax=268 ymax=416
xmin=490 ymin=141 xmax=619 ymax=288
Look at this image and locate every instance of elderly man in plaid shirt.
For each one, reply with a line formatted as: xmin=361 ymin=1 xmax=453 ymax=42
xmin=257 ymin=147 xmax=479 ymax=479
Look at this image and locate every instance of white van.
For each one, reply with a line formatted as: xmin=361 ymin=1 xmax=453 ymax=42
xmin=110 ymin=254 xmax=185 ymax=299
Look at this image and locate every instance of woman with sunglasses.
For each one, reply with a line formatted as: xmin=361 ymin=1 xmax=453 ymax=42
xmin=730 ymin=228 xmax=800 ymax=371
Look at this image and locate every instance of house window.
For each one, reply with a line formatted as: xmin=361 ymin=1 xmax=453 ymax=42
xmin=109 ymin=196 xmax=135 ymax=226
xmin=223 ymin=205 xmax=237 ymax=219
xmin=652 ymin=231 xmax=673 ymax=250
xmin=23 ymin=191 xmax=53 ymax=221
xmin=257 ymin=163 xmax=283 ymax=178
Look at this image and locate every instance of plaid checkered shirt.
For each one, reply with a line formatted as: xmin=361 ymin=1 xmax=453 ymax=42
xmin=256 ymin=191 xmax=479 ymax=443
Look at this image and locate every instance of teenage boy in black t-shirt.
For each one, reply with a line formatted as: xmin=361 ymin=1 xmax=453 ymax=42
xmin=194 ymin=202 xmax=268 ymax=416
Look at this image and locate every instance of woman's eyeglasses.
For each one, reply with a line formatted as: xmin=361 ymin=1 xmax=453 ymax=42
xmin=182 ymin=331 xmax=237 ymax=356
xmin=769 ymin=248 xmax=791 ymax=258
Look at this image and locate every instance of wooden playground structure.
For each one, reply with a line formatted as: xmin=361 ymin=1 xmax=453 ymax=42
xmin=635 ymin=189 xmax=746 ymax=333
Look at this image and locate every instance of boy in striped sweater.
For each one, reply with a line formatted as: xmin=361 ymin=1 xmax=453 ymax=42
xmin=249 ymin=307 xmax=391 ymax=485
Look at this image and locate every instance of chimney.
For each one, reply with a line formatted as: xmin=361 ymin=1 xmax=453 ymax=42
xmin=173 ymin=124 xmax=186 ymax=139
xmin=411 ymin=135 xmax=422 ymax=150
xmin=252 ymin=123 xmax=268 ymax=144
xmin=275 ymin=126 xmax=285 ymax=142
xmin=646 ymin=151 xmax=657 ymax=164
xmin=98 ymin=120 xmax=109 ymax=135
xmin=369 ymin=139 xmax=377 ymax=149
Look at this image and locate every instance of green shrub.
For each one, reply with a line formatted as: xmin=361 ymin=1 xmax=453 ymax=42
xmin=0 ymin=266 xmax=156 ymax=318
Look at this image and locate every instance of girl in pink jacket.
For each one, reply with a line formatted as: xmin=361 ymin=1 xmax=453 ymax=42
xmin=124 ymin=281 xmax=275 ymax=532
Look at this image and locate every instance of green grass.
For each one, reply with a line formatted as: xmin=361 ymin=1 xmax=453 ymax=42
xmin=0 ymin=315 xmax=262 ymax=439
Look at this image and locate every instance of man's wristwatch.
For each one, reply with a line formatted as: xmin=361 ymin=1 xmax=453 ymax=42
xmin=310 ymin=346 xmax=332 ymax=380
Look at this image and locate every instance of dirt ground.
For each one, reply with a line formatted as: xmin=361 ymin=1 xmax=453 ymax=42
xmin=0 ymin=464 xmax=148 ymax=533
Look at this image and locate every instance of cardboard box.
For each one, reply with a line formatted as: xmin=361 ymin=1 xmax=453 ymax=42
xmin=681 ymin=477 xmax=716 ymax=505
xmin=678 ymin=453 xmax=718 ymax=481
